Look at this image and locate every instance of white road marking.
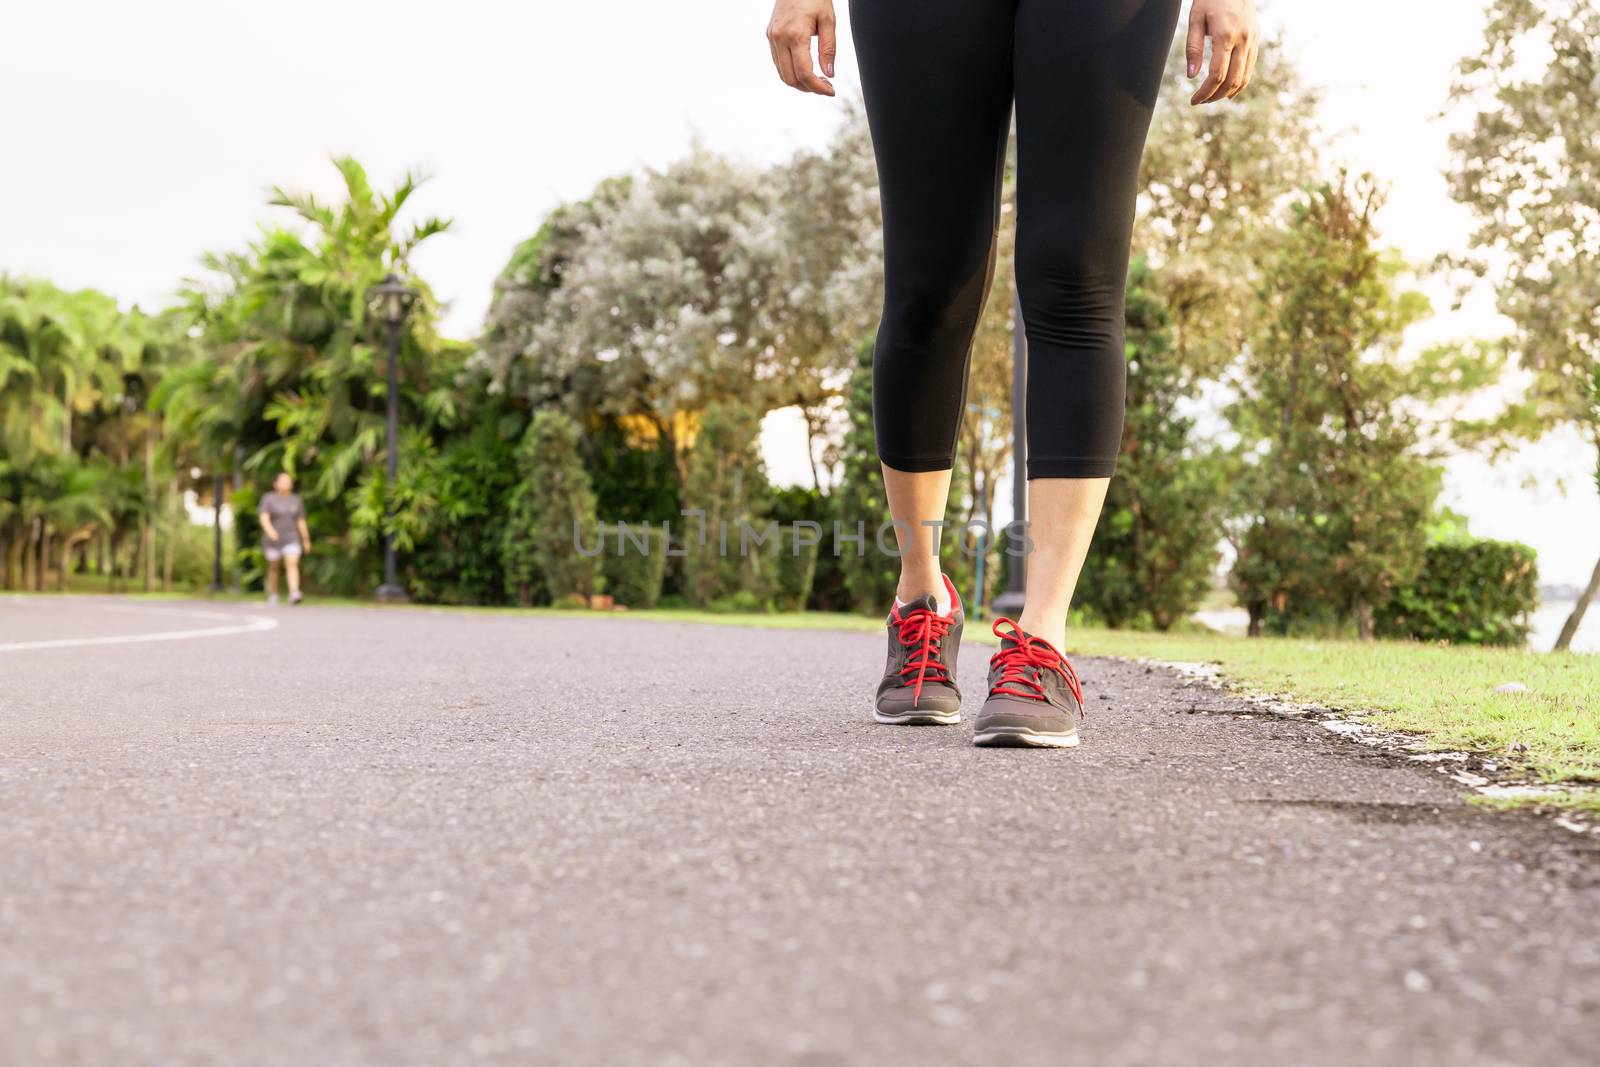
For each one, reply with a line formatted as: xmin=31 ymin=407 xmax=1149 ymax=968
xmin=0 ymin=598 xmax=279 ymax=653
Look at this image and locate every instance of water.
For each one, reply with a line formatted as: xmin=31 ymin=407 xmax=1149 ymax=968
xmin=1191 ymin=600 xmax=1598 ymax=653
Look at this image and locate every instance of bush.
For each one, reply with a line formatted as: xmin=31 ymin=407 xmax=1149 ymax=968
xmin=600 ymin=522 xmax=668 ymax=608
xmin=708 ymin=589 xmax=764 ymax=614
xmin=405 ymin=414 xmax=522 ymax=605
xmin=772 ymin=525 xmax=821 ymax=611
xmin=1376 ymin=538 xmax=1538 ymax=646
xmin=832 ymin=340 xmax=897 ymax=612
xmin=167 ymin=515 xmax=237 ymax=591
xmin=1079 ymin=263 xmax=1223 ymax=630
xmin=501 ymin=410 xmax=602 ymax=605
xmin=680 ymin=403 xmax=770 ymax=608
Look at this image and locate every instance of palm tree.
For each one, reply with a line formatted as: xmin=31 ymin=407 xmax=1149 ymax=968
xmin=179 ymin=156 xmax=453 ymax=593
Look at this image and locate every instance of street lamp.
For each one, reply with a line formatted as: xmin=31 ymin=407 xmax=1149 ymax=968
xmin=209 ymin=472 xmax=226 ymax=594
xmin=370 ymin=272 xmax=416 ymax=603
xmin=991 ymin=288 xmax=1028 ymax=618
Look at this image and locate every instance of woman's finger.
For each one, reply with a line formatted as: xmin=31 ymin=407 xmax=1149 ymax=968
xmin=789 ymin=40 xmax=834 ymax=95
xmin=767 ymin=34 xmax=787 ymax=84
xmin=1185 ymin=6 xmax=1205 ymax=79
xmin=773 ymin=36 xmax=798 ymax=88
xmin=1191 ymin=39 xmax=1235 ymax=105
xmin=1229 ymin=38 xmax=1258 ymax=98
xmin=818 ymin=14 xmax=837 ymax=79
xmin=1222 ymin=37 xmax=1252 ymax=98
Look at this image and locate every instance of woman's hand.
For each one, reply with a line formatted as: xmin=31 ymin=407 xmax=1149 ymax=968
xmin=767 ymin=0 xmax=837 ymax=97
xmin=1186 ymin=0 xmax=1259 ymax=105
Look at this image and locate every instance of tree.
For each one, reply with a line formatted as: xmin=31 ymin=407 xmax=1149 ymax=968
xmin=482 ymin=148 xmax=778 ymax=477
xmin=477 ymin=112 xmax=886 ymax=496
xmin=1138 ymin=35 xmax=1323 ymax=376
xmin=0 ymin=279 xmax=162 ymax=591
xmin=1079 ymin=262 xmax=1223 ymax=630
xmin=1229 ymin=180 xmax=1466 ymax=638
xmin=1446 ymin=0 xmax=1600 ymax=649
xmin=501 ymin=409 xmax=601 ymax=605
xmin=182 ymin=156 xmax=454 ymax=594
xmin=761 ymin=102 xmax=884 ymax=492
xmin=956 ymin=136 xmax=1018 ymax=572
xmin=831 ymin=340 xmax=897 ymax=612
xmin=681 ymin=402 xmax=771 ymax=608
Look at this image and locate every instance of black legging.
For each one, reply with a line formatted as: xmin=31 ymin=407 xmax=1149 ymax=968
xmin=852 ymin=0 xmax=1181 ymax=478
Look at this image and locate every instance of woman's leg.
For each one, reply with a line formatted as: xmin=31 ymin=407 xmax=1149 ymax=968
xmin=1015 ymin=479 xmax=1111 ymax=647
xmin=265 ymin=557 xmax=280 ymax=599
xmin=851 ymin=0 xmax=1015 ymax=602
xmin=1012 ymin=0 xmax=1181 ymax=647
xmin=881 ymin=466 xmax=951 ymax=603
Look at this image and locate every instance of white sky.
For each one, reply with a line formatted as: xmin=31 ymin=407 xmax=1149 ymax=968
xmin=1 ymin=0 xmax=1595 ymax=589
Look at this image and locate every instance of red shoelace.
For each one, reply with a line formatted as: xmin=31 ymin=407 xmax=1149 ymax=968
xmin=894 ymin=605 xmax=954 ymax=707
xmin=988 ymin=618 xmax=1085 ymax=715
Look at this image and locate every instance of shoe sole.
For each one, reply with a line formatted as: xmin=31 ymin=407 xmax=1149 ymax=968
xmin=972 ymin=726 xmax=1080 ymax=748
xmin=873 ymin=709 xmax=962 ymax=726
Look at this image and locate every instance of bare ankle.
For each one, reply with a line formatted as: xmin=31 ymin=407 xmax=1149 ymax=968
xmin=1015 ymin=614 xmax=1066 ymax=649
xmin=896 ymin=573 xmax=942 ymax=603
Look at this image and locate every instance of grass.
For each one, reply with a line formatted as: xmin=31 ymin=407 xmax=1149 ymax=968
xmin=1051 ymin=628 xmax=1600 ymax=786
xmin=12 ymin=587 xmax=1598 ymax=795
xmin=1469 ymin=792 xmax=1600 ymax=816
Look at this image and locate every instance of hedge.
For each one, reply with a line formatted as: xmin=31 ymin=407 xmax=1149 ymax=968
xmin=1376 ymin=538 xmax=1538 ymax=646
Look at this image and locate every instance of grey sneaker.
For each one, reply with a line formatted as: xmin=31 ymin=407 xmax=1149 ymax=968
xmin=972 ymin=619 xmax=1084 ymax=748
xmin=873 ymin=576 xmax=964 ymax=726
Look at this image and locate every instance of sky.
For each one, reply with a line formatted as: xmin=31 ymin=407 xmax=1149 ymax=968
xmin=2 ymin=0 xmax=1595 ymax=590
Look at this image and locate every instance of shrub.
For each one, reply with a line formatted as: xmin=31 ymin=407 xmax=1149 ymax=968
xmin=708 ymin=589 xmax=764 ymax=614
xmin=772 ymin=525 xmax=821 ymax=611
xmin=832 ymin=340 xmax=897 ymax=612
xmin=680 ymin=402 xmax=770 ymax=608
xmin=167 ymin=514 xmax=237 ymax=591
xmin=501 ymin=410 xmax=602 ymax=605
xmin=1376 ymin=538 xmax=1539 ymax=646
xmin=600 ymin=522 xmax=668 ymax=609
xmin=1079 ymin=263 xmax=1224 ymax=630
xmin=405 ymin=414 xmax=522 ymax=605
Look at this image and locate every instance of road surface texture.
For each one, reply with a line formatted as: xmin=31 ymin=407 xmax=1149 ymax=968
xmin=3 ymin=597 xmax=1597 ymax=1065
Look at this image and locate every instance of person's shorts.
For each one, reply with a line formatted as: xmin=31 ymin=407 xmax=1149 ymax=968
xmin=264 ymin=543 xmax=302 ymax=562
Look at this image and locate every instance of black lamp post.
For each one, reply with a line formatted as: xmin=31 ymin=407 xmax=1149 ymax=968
xmin=371 ymin=272 xmax=416 ymax=603
xmin=991 ymin=289 xmax=1028 ymax=618
xmin=209 ymin=472 xmax=226 ymax=594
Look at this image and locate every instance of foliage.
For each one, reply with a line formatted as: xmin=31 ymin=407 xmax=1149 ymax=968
xmin=399 ymin=412 xmax=522 ymax=605
xmin=831 ymin=340 xmax=896 ymax=612
xmin=175 ymin=156 xmax=456 ymax=595
xmin=476 ymin=109 xmax=882 ymax=497
xmin=772 ymin=526 xmax=822 ymax=612
xmin=1138 ymin=34 xmax=1324 ymax=376
xmin=1446 ymin=0 xmax=1600 ymax=650
xmin=599 ymin=523 xmax=669 ymax=609
xmin=1227 ymin=180 xmax=1471 ymax=638
xmin=680 ymin=402 xmax=771 ymax=608
xmin=501 ymin=409 xmax=602 ymax=605
xmin=0 ymin=277 xmax=194 ymax=592
xmin=583 ymin=415 xmax=681 ymax=524
xmin=1377 ymin=538 xmax=1539 ymax=647
xmin=1079 ymin=262 xmax=1222 ymax=630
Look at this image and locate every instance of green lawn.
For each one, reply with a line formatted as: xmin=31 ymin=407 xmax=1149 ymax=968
xmin=1054 ymin=628 xmax=1600 ymax=791
xmin=13 ymin=589 xmax=1598 ymax=806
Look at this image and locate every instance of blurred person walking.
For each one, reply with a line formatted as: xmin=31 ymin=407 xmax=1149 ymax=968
xmin=259 ymin=472 xmax=311 ymax=605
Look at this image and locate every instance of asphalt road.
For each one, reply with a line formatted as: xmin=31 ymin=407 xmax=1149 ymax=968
xmin=2 ymin=597 xmax=1597 ymax=1066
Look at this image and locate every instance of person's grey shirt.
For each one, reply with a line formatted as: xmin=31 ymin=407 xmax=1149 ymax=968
xmin=261 ymin=492 xmax=304 ymax=548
